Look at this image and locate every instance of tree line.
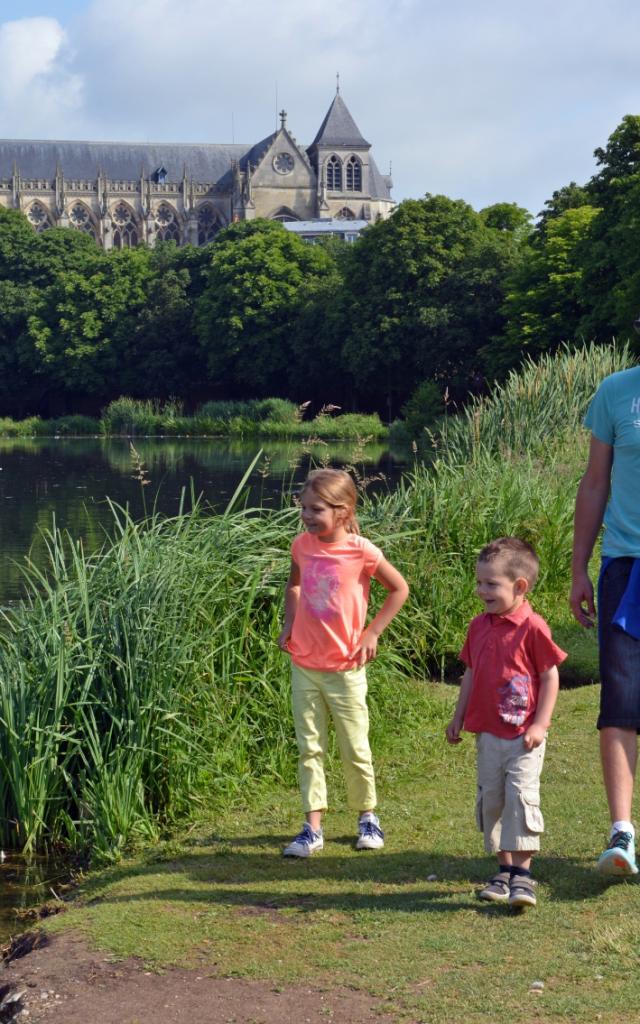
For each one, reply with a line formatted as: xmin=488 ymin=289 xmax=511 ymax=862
xmin=1 ymin=115 xmax=639 ymax=421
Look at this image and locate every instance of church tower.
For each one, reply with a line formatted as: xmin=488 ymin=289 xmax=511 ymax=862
xmin=307 ymin=85 xmax=380 ymax=221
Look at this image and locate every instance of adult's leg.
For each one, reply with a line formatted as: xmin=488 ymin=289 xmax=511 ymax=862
xmin=597 ymin=559 xmax=640 ymax=825
xmin=600 ymin=726 xmax=638 ymax=823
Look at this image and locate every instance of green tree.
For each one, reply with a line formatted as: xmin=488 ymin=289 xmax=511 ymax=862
xmin=340 ymin=195 xmax=517 ymax=412
xmin=578 ymin=116 xmax=640 ymax=341
xmin=115 ymin=243 xmax=207 ymax=400
xmin=195 ymin=220 xmax=335 ymax=396
xmin=21 ymin=245 xmax=152 ymax=397
xmin=490 ymin=204 xmax=600 ymax=378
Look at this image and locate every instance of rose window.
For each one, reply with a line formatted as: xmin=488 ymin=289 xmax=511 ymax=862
xmin=70 ymin=204 xmax=89 ymax=225
xmin=155 ymin=204 xmax=174 ymax=226
xmin=113 ymin=203 xmax=132 ymax=226
xmin=27 ymin=203 xmax=50 ymax=230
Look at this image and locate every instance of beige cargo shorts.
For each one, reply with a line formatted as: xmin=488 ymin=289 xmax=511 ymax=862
xmin=475 ymin=731 xmax=546 ymax=853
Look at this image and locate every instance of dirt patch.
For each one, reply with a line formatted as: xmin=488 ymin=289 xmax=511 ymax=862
xmin=2 ymin=930 xmax=397 ymax=1023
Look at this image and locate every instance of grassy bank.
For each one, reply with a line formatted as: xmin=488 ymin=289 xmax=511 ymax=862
xmin=43 ymin=682 xmax=640 ymax=1024
xmin=0 ymin=344 xmax=621 ymax=858
xmin=0 ymin=398 xmax=387 ymax=440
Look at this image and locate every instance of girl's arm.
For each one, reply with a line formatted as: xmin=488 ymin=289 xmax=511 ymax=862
xmin=522 ymin=665 xmax=560 ymax=750
xmin=278 ymin=559 xmax=301 ymax=650
xmin=446 ymin=667 xmax=473 ymax=743
xmin=353 ymin=556 xmax=409 ymax=666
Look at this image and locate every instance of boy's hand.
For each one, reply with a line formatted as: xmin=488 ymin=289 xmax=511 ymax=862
xmin=352 ymin=628 xmax=378 ymax=666
xmin=277 ymin=627 xmax=291 ymax=651
xmin=446 ymin=718 xmax=463 ymax=744
xmin=522 ymin=723 xmax=546 ymax=750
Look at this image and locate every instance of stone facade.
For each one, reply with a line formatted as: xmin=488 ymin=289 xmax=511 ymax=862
xmin=0 ymin=92 xmax=394 ymax=248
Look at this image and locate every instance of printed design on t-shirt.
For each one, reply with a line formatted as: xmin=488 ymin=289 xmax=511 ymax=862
xmin=631 ymin=396 xmax=640 ymax=427
xmin=301 ymin=559 xmax=340 ymax=620
xmin=498 ymin=674 xmax=531 ymax=727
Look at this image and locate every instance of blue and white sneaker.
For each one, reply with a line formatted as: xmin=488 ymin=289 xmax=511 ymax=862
xmin=597 ymin=830 xmax=638 ymax=877
xmin=356 ymin=813 xmax=384 ymax=850
xmin=283 ymin=823 xmax=324 ymax=858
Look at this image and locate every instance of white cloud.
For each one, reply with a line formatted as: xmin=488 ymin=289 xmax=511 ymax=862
xmin=0 ymin=17 xmax=84 ymax=135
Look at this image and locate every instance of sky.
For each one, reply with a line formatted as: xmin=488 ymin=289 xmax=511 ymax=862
xmin=0 ymin=0 xmax=639 ymax=218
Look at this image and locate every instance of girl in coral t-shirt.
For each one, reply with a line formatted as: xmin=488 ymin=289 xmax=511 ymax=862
xmin=278 ymin=469 xmax=408 ymax=857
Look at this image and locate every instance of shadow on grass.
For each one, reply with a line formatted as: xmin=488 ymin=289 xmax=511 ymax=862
xmin=87 ymin=844 xmax=616 ymax=918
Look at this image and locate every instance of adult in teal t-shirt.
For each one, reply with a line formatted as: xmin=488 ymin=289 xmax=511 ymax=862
xmin=571 ymin=362 xmax=640 ymax=878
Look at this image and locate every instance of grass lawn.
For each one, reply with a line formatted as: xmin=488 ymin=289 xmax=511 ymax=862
xmin=46 ymin=682 xmax=640 ymax=1024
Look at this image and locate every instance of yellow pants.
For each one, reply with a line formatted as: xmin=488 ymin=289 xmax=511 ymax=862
xmin=291 ymin=663 xmax=377 ymax=813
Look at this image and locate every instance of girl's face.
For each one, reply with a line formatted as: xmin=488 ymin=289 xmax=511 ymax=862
xmin=299 ymin=490 xmax=348 ymax=542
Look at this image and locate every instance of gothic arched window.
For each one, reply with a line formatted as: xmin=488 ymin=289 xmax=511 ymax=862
xmin=335 ymin=207 xmax=355 ymax=220
xmin=345 ymin=156 xmax=362 ymax=191
xmin=326 ymin=155 xmax=342 ymax=191
xmin=155 ymin=203 xmax=180 ymax=242
xmin=111 ymin=203 xmax=138 ymax=249
xmin=26 ymin=202 xmax=51 ymax=232
xmin=197 ymin=205 xmax=222 ymax=245
xmin=69 ymin=202 xmax=97 ymax=239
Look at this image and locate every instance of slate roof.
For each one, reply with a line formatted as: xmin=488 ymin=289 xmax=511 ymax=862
xmin=369 ymin=156 xmax=392 ymax=201
xmin=310 ymin=93 xmax=370 ymax=149
xmin=0 ymin=139 xmax=258 ymax=185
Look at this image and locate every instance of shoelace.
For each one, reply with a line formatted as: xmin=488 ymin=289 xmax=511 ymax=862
xmin=292 ymin=825 xmax=317 ymax=845
xmin=359 ymin=820 xmax=384 ymax=838
xmin=609 ymin=830 xmax=633 ymax=850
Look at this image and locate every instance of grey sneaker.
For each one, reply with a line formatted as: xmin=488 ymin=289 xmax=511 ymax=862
xmin=509 ymin=875 xmax=537 ymax=908
xmin=597 ymin=830 xmax=638 ymax=877
xmin=283 ymin=823 xmax=324 ymax=858
xmin=356 ymin=813 xmax=384 ymax=850
xmin=478 ymin=871 xmax=511 ymax=903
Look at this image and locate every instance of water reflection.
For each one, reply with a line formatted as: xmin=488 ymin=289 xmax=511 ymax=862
xmin=0 ymin=437 xmax=409 ymax=605
xmin=0 ymin=853 xmax=70 ymax=943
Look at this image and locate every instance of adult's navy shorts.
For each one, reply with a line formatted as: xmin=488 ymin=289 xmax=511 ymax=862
xmin=598 ymin=557 xmax=640 ymax=732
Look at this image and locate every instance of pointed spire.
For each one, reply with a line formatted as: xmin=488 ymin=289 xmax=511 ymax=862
xmin=336 ymin=72 xmax=340 ymax=95
xmin=310 ymin=92 xmax=370 ymax=149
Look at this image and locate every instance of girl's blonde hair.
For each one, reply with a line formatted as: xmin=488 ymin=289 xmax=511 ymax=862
xmin=300 ymin=469 xmax=360 ymax=534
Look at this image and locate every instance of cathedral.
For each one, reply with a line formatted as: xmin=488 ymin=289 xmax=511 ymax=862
xmin=0 ymin=90 xmax=394 ymax=248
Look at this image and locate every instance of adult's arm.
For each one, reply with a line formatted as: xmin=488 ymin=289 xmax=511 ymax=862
xmin=570 ymin=434 xmax=613 ymax=628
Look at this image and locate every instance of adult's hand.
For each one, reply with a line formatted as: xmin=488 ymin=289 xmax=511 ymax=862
xmin=570 ymin=570 xmax=596 ymax=628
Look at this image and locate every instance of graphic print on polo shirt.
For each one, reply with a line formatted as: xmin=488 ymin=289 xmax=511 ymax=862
xmin=301 ymin=560 xmax=340 ymax=620
xmin=498 ymin=674 xmax=531 ymax=726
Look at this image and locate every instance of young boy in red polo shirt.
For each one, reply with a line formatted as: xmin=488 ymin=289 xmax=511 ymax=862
xmin=446 ymin=537 xmax=567 ymax=908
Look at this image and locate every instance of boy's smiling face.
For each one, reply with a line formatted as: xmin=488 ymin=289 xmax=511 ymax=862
xmin=476 ymin=558 xmax=529 ymax=616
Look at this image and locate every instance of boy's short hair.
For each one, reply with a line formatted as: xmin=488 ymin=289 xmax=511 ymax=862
xmin=477 ymin=537 xmax=539 ymax=588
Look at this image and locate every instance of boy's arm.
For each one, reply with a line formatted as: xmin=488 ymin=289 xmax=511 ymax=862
xmin=522 ymin=665 xmax=560 ymax=750
xmin=278 ymin=559 xmax=300 ymax=650
xmin=353 ymin=556 xmax=409 ymax=667
xmin=446 ymin=667 xmax=473 ymax=744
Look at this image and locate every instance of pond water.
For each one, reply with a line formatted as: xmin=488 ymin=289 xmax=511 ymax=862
xmin=0 ymin=854 xmax=71 ymax=943
xmin=0 ymin=436 xmax=409 ymax=606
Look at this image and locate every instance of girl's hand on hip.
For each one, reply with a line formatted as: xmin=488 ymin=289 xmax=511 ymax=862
xmin=277 ymin=628 xmax=291 ymax=651
xmin=353 ymin=628 xmax=378 ymax=667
